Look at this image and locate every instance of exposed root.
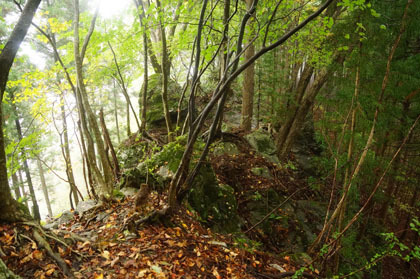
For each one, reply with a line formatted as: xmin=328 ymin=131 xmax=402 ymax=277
xmin=134 ymin=206 xmax=170 ymax=227
xmin=19 ymin=221 xmax=77 ymax=277
xmin=53 ymin=230 xmax=90 ymax=243
xmin=0 ymin=257 xmax=20 ymax=279
xmin=121 ymin=206 xmax=171 ymax=233
xmin=32 ymin=229 xmax=73 ymax=278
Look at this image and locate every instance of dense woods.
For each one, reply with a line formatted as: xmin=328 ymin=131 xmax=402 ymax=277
xmin=0 ymin=0 xmax=419 ymax=278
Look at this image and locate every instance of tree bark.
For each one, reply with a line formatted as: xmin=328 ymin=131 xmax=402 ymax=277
xmin=10 ymin=97 xmax=41 ymax=221
xmin=36 ymin=158 xmax=53 ymax=218
xmin=99 ymin=109 xmax=120 ymax=179
xmin=241 ymin=0 xmax=256 ymax=132
xmin=156 ymin=0 xmax=173 ymax=142
xmin=11 ymin=172 xmax=22 ymax=200
xmin=0 ymin=0 xmax=41 ymax=223
xmin=113 ymin=83 xmax=121 ymax=143
xmin=73 ymin=0 xmax=114 ymax=195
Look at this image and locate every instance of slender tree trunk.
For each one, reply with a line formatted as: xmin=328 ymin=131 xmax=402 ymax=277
xmin=10 ymin=99 xmax=41 ymax=221
xmin=241 ymin=0 xmax=256 ymax=132
xmin=169 ymin=0 xmax=334 ymax=209
xmin=11 ymin=172 xmax=22 ymax=200
xmin=126 ymin=102 xmax=131 ymax=136
xmin=36 ymin=158 xmax=53 ymax=218
xmin=134 ymin=0 xmax=149 ymax=133
xmin=0 ymin=0 xmax=41 ymax=222
xmin=18 ymin=169 xmax=29 ymax=208
xmin=59 ymin=91 xmax=80 ymax=206
xmin=156 ymin=0 xmax=173 ymax=142
xmin=73 ymin=0 xmax=114 ymax=195
xmin=333 ymin=66 xmax=360 ymax=272
xmin=310 ymin=0 xmax=413 ymax=252
xmin=108 ymin=41 xmax=141 ymax=131
xmin=99 ymin=109 xmax=120 ymax=179
xmin=113 ymin=83 xmax=121 ymax=143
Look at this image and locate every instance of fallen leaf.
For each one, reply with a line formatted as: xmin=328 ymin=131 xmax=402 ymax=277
xmin=101 ymin=250 xmax=110 ymax=260
xmin=45 ymin=269 xmax=55 ymax=276
xmin=33 ymin=250 xmax=44 ymax=260
xmin=110 ymin=256 xmax=119 ymax=267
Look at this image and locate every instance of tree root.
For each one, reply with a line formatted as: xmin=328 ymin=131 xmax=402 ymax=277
xmin=32 ymin=230 xmax=73 ymax=278
xmin=0 ymin=257 xmax=20 ymax=279
xmin=121 ymin=206 xmax=171 ymax=233
xmin=19 ymin=221 xmax=74 ymax=278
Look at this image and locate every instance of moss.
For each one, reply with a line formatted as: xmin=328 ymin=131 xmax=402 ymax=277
xmin=140 ymin=74 xmax=182 ymax=126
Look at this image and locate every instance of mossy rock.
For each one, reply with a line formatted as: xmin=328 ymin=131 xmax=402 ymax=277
xmin=251 ymin=167 xmax=272 ymax=179
xmin=212 ymin=142 xmax=240 ymax=156
xmin=245 ymin=130 xmax=280 ymax=164
xmin=141 ymin=73 xmax=182 ymax=126
xmin=116 ymin=140 xmax=148 ymax=169
xmin=187 ymin=164 xmax=241 ymax=233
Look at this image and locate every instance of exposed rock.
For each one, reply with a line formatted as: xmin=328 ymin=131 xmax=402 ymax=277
xmin=251 ymin=167 xmax=272 ymax=179
xmin=269 ymin=264 xmax=286 ymax=273
xmin=157 ymin=165 xmax=173 ymax=180
xmin=117 ymin=141 xmax=147 ymax=169
xmin=120 ymin=187 xmax=138 ymax=196
xmin=75 ymin=200 xmax=96 ymax=215
xmin=187 ymin=164 xmax=241 ymax=233
xmin=141 ymin=73 xmax=183 ymax=127
xmin=44 ymin=210 xmax=75 ymax=229
xmin=290 ymin=117 xmax=322 ymax=176
xmin=57 ymin=211 xmax=74 ymax=225
xmin=245 ymin=130 xmax=280 ymax=164
xmin=212 ymin=142 xmax=240 ymax=156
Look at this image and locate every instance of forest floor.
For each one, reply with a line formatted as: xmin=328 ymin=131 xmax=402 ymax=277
xmin=0 ymin=193 xmax=303 ymax=279
xmin=0 ymin=130 xmax=321 ymax=279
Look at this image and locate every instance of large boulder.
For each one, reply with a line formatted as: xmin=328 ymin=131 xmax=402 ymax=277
xmin=141 ymin=73 xmax=183 ymax=127
xmin=212 ymin=141 xmax=240 ymax=157
xmin=75 ymin=200 xmax=96 ymax=215
xmin=117 ymin=140 xmax=148 ymax=169
xmin=187 ymin=163 xmax=241 ymax=233
xmin=245 ymin=130 xmax=280 ymax=164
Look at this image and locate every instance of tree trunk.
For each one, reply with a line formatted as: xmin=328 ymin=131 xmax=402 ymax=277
xmin=134 ymin=0 xmax=149 ymax=133
xmin=10 ymin=98 xmax=41 ymax=221
xmin=59 ymin=91 xmax=80 ymax=206
xmin=168 ymin=0 xmax=334 ymax=210
xmin=156 ymin=0 xmax=173 ymax=142
xmin=99 ymin=109 xmax=120 ymax=179
xmin=241 ymin=0 xmax=256 ymax=132
xmin=36 ymin=158 xmax=53 ymax=218
xmin=11 ymin=172 xmax=22 ymax=200
xmin=0 ymin=0 xmax=41 ymax=223
xmin=108 ymin=41 xmax=141 ymax=132
xmin=73 ymin=0 xmax=114 ymax=195
xmin=133 ymin=0 xmax=162 ymax=75
xmin=113 ymin=83 xmax=121 ymax=143
xmin=18 ymin=169 xmax=29 ymax=209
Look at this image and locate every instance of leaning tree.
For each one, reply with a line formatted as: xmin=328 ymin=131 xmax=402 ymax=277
xmin=0 ymin=0 xmax=41 ymax=223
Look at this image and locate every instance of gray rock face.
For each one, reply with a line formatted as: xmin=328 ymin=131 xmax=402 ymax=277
xmin=120 ymin=187 xmax=138 ymax=196
xmin=75 ymin=200 xmax=96 ymax=215
xmin=57 ymin=210 xmax=74 ymax=224
xmin=157 ymin=165 xmax=174 ymax=180
xmin=141 ymin=73 xmax=182 ymax=127
xmin=44 ymin=210 xmax=75 ymax=230
xmin=245 ymin=130 xmax=280 ymax=164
